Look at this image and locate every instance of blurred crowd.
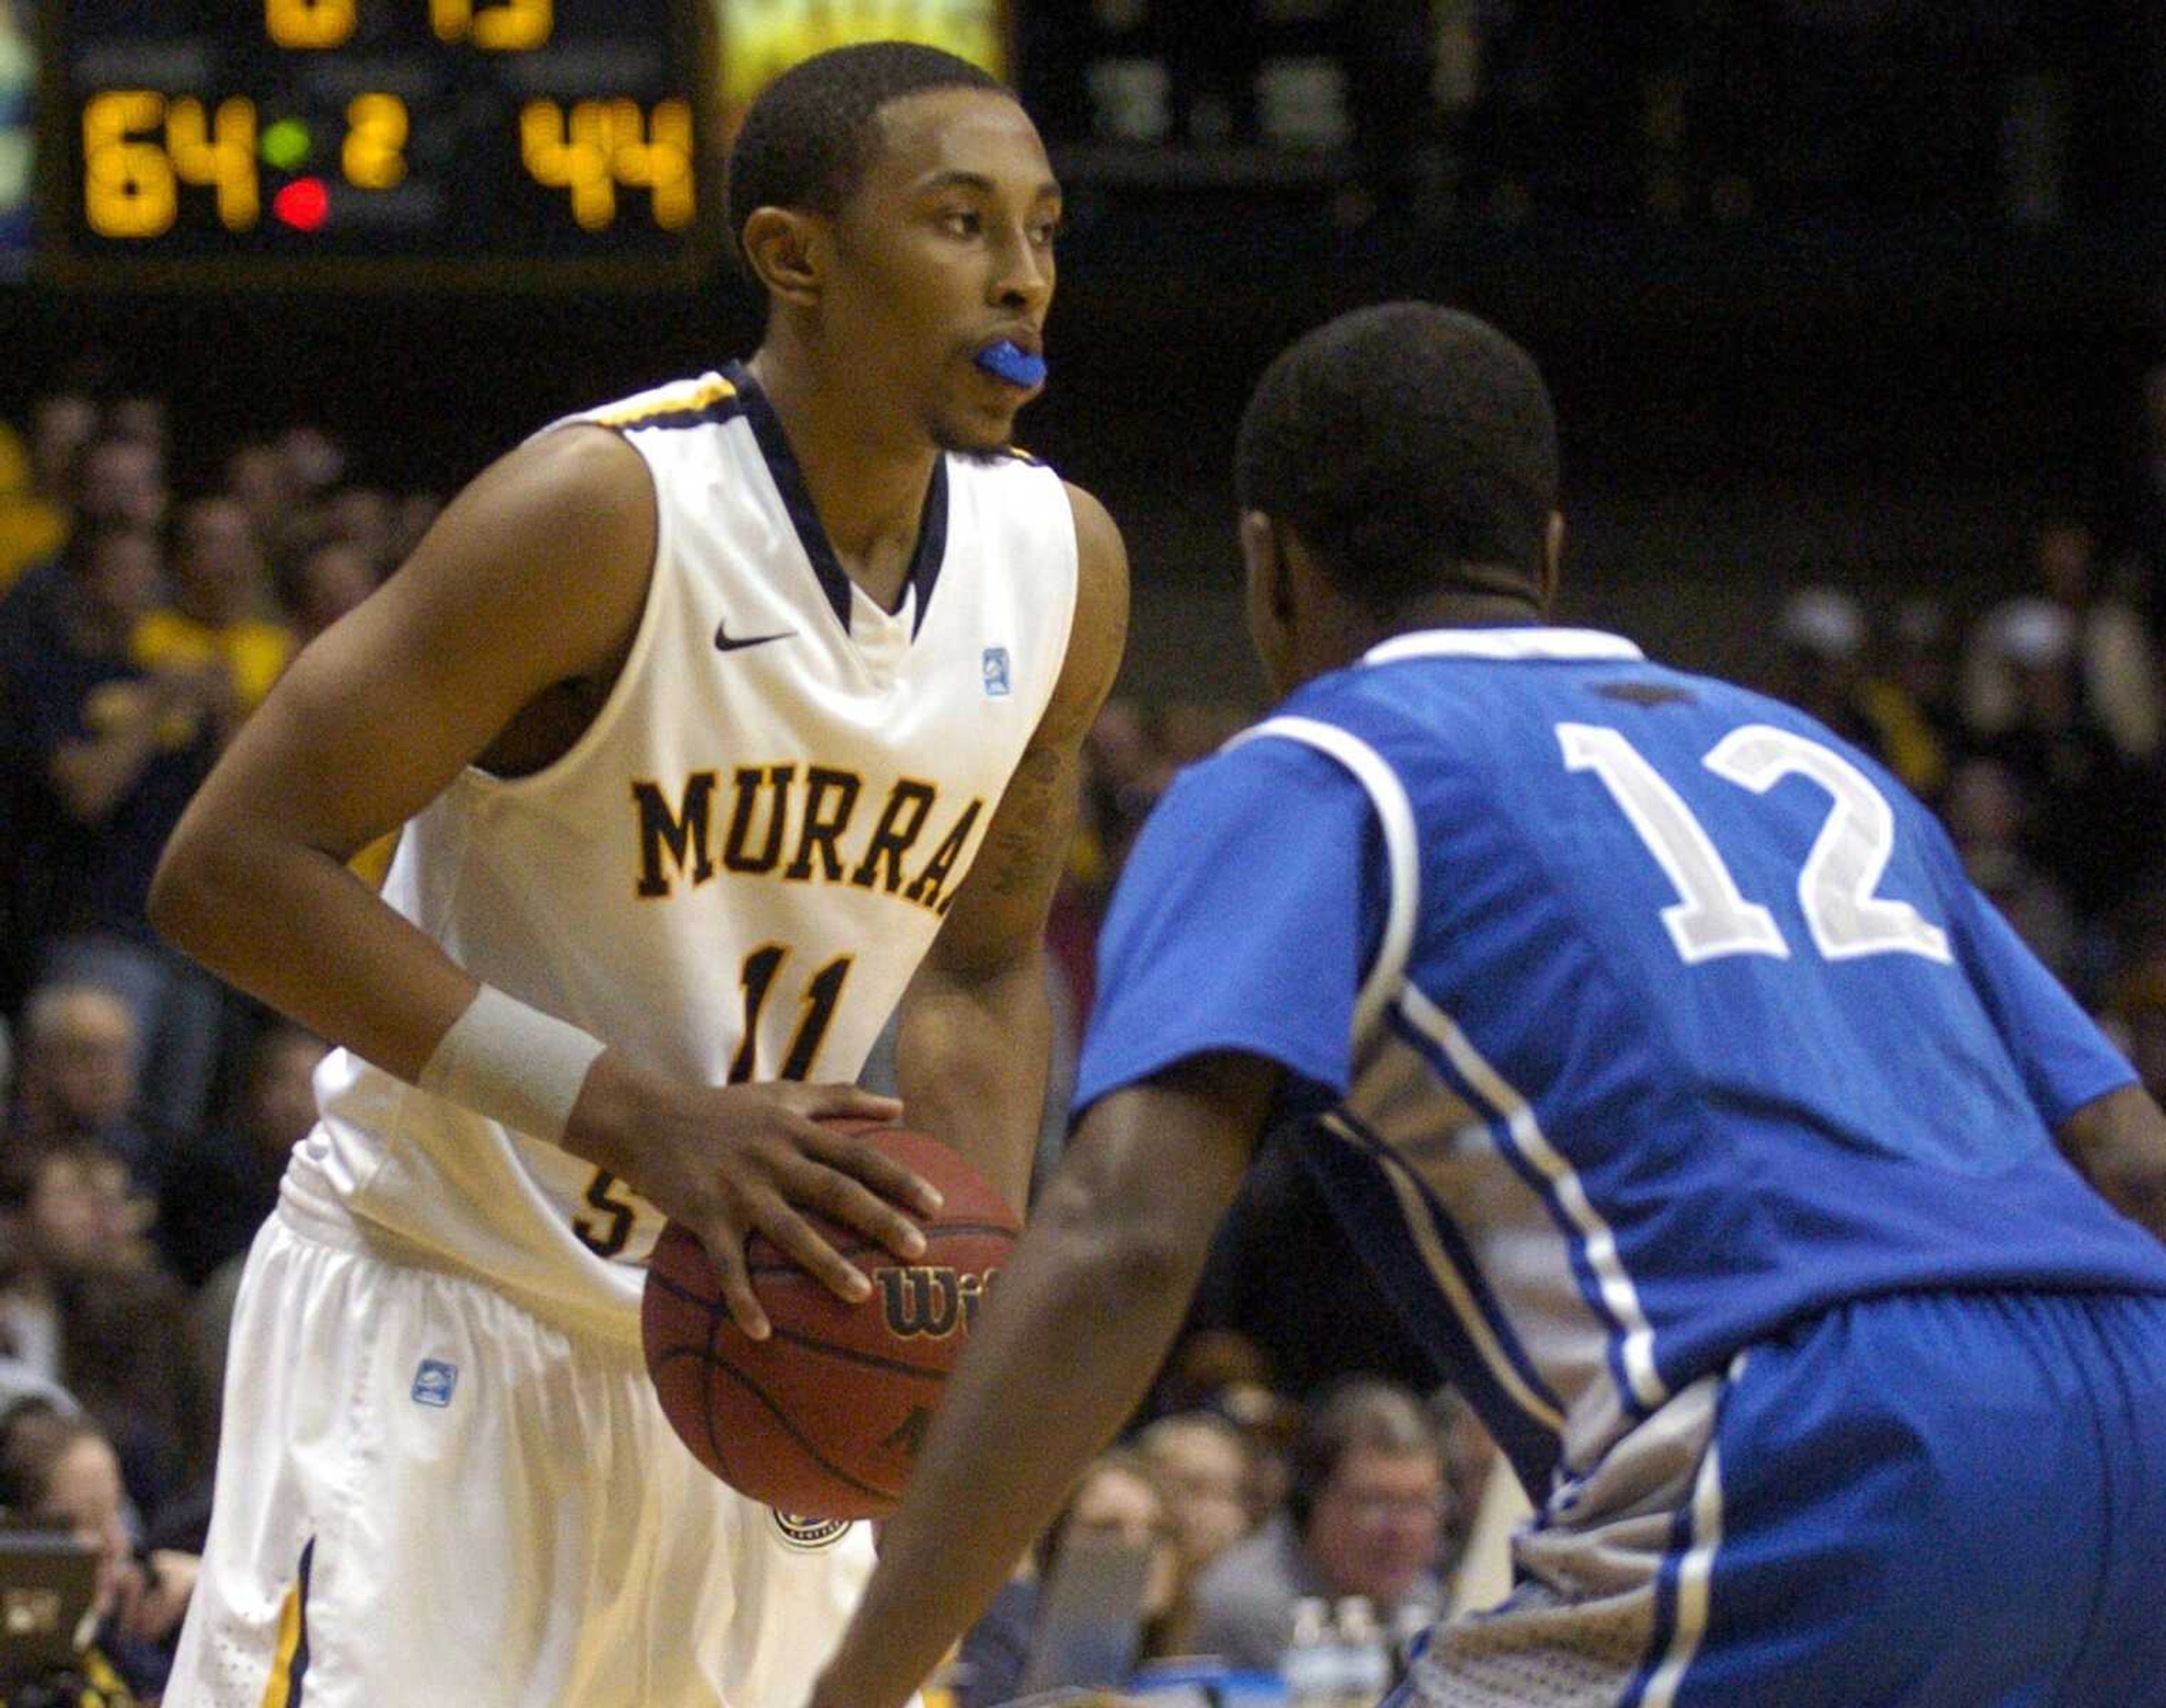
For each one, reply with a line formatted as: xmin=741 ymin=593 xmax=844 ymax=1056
xmin=0 ymin=389 xmax=436 ymax=1701
xmin=1751 ymin=510 xmax=2166 ymax=1058
xmin=5 ymin=355 xmax=2166 ymax=1700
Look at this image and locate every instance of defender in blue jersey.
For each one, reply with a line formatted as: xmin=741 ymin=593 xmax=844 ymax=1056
xmin=813 ymin=306 xmax=2166 ymax=1708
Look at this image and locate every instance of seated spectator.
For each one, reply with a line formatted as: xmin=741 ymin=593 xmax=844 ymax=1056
xmin=2 ymin=521 xmax=229 ymax=1134
xmin=221 ymin=441 xmax=289 ymax=553
xmin=132 ymin=494 xmax=293 ymax=724
xmin=11 ymin=981 xmax=172 ymax=1192
xmin=0 ymin=433 xmax=169 ymax=646
xmin=0 ymin=1403 xmax=196 ymax=1703
xmin=0 ymin=394 xmax=94 ymax=597
xmin=0 ymin=1140 xmax=199 ymax=1515
xmin=1771 ymin=586 xmax=1944 ymax=796
xmin=1969 ymin=521 xmax=2161 ymax=765
xmin=320 ymin=485 xmax=397 ymax=570
xmin=0 ymin=420 xmax=67 ymax=592
xmin=166 ymin=1024 xmax=325 ymax=1443
xmin=0 ymin=1139 xmax=155 ymax=1383
xmin=1942 ymin=758 xmax=2081 ymax=989
xmin=1187 ymin=1379 xmax=1448 ymax=1671
xmin=275 ymin=534 xmax=379 ymax=646
xmin=159 ymin=1023 xmax=324 ymax=1289
xmin=1884 ymin=596 xmax=1961 ymax=751
xmin=1147 ymin=1330 xmax=1300 ymax=1526
xmin=1138 ymin=1411 xmax=1254 ymax=1579
xmin=956 ymin=1449 xmax=1187 ymax=1708
xmin=63 ymin=1263 xmax=208 ymax=1524
xmin=1966 ymin=598 xmax=2151 ymax=924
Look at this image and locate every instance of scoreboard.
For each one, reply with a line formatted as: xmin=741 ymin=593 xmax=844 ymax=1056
xmin=39 ymin=0 xmax=719 ymax=285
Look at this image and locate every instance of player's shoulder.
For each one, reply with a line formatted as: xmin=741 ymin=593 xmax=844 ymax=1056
xmin=486 ymin=412 xmax=654 ymax=523
xmin=1057 ymin=479 xmax=1128 ymax=591
xmin=1163 ymin=711 xmax=1382 ymax=834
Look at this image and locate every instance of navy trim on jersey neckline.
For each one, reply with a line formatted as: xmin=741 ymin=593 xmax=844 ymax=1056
xmin=724 ymin=361 xmax=949 ymax=640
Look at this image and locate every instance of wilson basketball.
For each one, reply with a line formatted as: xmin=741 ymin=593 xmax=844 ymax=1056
xmin=641 ymin=1125 xmax=1021 ymax=1520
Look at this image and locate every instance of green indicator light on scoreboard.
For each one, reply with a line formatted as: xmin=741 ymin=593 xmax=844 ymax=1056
xmin=261 ymin=118 xmax=311 ymax=171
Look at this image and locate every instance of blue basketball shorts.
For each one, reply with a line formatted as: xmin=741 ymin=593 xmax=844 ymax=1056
xmin=1399 ymin=1288 xmax=2166 ymax=1708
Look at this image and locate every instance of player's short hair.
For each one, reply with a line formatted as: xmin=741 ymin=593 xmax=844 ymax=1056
xmin=1235 ymin=302 xmax=1560 ymax=615
xmin=725 ymin=42 xmax=1011 ymax=279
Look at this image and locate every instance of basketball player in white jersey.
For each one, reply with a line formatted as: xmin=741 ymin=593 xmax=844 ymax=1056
xmin=147 ymin=43 xmax=1128 ymax=1708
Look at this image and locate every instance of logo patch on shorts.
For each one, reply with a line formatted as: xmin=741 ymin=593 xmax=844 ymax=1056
xmin=982 ymin=647 xmax=1012 ymax=697
xmin=411 ymin=1359 xmax=458 ymax=1407
xmin=771 ymin=1510 xmax=853 ymax=1551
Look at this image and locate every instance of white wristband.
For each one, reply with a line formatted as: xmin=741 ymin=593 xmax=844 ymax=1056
xmin=417 ymin=984 xmax=608 ymax=1144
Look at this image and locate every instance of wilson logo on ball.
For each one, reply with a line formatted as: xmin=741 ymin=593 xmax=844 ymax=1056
xmin=875 ymin=1265 xmax=996 ymax=1339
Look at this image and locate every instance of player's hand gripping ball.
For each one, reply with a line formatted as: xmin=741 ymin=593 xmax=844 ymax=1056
xmin=641 ymin=1124 xmax=1020 ymax=1519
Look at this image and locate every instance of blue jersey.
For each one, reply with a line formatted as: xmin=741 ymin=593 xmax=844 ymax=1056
xmin=1075 ymin=627 xmax=2166 ymax=1495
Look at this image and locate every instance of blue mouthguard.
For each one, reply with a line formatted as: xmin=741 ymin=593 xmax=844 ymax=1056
xmin=975 ymin=341 xmax=1047 ymax=388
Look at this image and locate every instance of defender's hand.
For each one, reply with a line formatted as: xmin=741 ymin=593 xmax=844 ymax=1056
xmin=564 ymin=1054 xmax=940 ymax=1339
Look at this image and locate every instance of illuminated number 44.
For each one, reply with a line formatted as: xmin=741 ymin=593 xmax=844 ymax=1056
xmin=1558 ymin=722 xmax=1951 ymax=966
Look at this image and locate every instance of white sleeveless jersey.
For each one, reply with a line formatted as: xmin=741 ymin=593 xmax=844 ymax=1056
xmin=288 ymin=364 xmax=1080 ymax=1342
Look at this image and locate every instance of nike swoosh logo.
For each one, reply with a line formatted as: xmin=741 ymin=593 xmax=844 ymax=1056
xmin=714 ymin=621 xmax=796 ymax=653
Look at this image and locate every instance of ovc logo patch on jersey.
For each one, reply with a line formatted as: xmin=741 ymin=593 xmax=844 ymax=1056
xmin=411 ymin=1359 xmax=459 ymax=1408
xmin=982 ymin=647 xmax=1012 ymax=698
xmin=771 ymin=1510 xmax=855 ymax=1552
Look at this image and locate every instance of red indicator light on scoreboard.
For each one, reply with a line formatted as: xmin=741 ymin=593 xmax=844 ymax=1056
xmin=272 ymin=177 xmax=330 ymax=232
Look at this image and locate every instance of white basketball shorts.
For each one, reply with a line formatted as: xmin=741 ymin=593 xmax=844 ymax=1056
xmin=164 ymin=1200 xmax=876 ymax=1708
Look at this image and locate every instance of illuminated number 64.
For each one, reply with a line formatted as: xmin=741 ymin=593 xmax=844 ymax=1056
xmin=82 ymin=92 xmax=176 ymax=239
xmin=1559 ymin=722 xmax=1951 ymax=966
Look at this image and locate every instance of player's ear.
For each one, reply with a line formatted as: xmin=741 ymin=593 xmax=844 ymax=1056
xmin=740 ymin=208 xmax=825 ymax=309
xmin=1539 ymin=512 xmax=1565 ymax=617
xmin=1240 ymin=509 xmax=1298 ymax=693
xmin=1239 ymin=510 xmax=1292 ymax=619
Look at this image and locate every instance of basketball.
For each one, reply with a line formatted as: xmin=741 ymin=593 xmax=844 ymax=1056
xmin=641 ymin=1125 xmax=1022 ymax=1519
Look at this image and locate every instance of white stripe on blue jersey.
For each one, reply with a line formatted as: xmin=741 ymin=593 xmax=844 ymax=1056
xmin=1395 ymin=983 xmax=1668 ymax=1413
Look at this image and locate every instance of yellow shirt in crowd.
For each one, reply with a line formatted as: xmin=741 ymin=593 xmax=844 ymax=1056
xmin=131 ymin=610 xmax=297 ymax=719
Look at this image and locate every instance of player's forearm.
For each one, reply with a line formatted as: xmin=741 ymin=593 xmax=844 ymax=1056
xmin=2059 ymin=1082 xmax=2166 ymax=1243
xmin=813 ymin=1155 xmax=1204 ymax=1708
xmin=817 ymin=1062 xmax=1268 ymax=1708
xmin=149 ymin=817 xmax=478 ymax=1081
xmin=892 ymin=951 xmax=1052 ymax=1209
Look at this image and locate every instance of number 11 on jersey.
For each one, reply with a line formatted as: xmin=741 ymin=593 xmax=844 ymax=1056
xmin=727 ymin=945 xmax=853 ymax=1084
xmin=572 ymin=943 xmax=855 ymax=1259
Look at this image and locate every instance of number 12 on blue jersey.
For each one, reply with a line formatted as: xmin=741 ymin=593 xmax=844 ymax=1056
xmin=1559 ymin=722 xmax=1951 ymax=967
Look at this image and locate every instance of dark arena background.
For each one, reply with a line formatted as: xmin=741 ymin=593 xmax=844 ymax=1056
xmin=5 ymin=5 xmax=2166 ymax=1698
xmin=13 ymin=4 xmax=2166 ymax=689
